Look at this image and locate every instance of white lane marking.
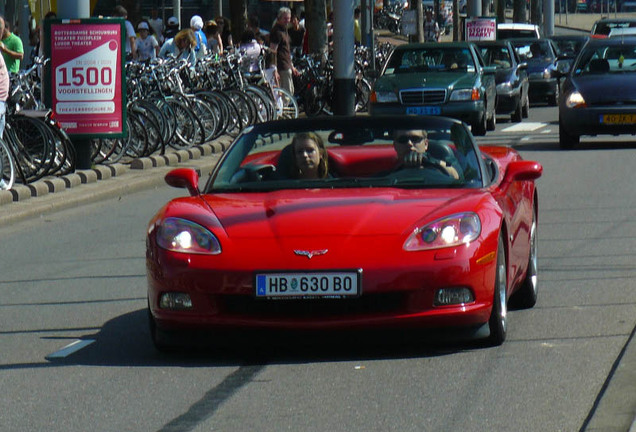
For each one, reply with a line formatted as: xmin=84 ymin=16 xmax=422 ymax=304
xmin=502 ymin=122 xmax=546 ymax=132
xmin=46 ymin=339 xmax=95 ymax=360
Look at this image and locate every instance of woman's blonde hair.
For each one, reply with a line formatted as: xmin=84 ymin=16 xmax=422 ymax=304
xmin=289 ymin=132 xmax=329 ymax=178
xmin=174 ymin=29 xmax=196 ymax=49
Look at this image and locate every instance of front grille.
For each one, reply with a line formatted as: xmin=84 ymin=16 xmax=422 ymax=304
xmin=219 ymin=292 xmax=406 ymax=318
xmin=400 ymin=89 xmax=446 ymax=105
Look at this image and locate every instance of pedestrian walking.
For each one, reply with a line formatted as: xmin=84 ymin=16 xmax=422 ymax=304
xmin=269 ymin=7 xmax=298 ymax=97
xmin=424 ymin=9 xmax=440 ymax=42
xmin=190 ymin=15 xmax=208 ymax=60
xmin=135 ymin=21 xmax=159 ymax=61
xmin=0 ymin=17 xmax=24 ymax=73
xmin=0 ymin=46 xmax=8 ymax=138
xmin=113 ymin=6 xmax=136 ymax=60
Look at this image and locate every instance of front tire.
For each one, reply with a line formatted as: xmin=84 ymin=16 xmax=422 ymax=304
xmin=487 ymin=235 xmax=508 ymax=346
xmin=559 ymin=118 xmax=579 ymax=149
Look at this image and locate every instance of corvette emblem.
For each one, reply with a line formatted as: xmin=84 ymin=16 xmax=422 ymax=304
xmin=294 ymin=249 xmax=328 ymax=259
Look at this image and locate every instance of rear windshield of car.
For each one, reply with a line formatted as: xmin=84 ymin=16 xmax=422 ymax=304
xmin=592 ymin=20 xmax=636 ymax=36
xmin=497 ymin=29 xmax=539 ymax=39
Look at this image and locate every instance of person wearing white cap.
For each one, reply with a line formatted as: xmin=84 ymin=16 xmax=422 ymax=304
xmin=190 ymin=15 xmax=207 ymax=59
xmin=148 ymin=8 xmax=164 ymax=44
xmin=135 ymin=21 xmax=159 ymax=61
xmin=164 ymin=16 xmax=179 ymax=41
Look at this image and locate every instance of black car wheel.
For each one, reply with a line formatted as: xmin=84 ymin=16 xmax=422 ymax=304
xmin=559 ymin=118 xmax=579 ymax=149
xmin=522 ymin=91 xmax=530 ymax=118
xmin=487 ymin=104 xmax=497 ymax=131
xmin=487 ymin=234 xmax=508 ymax=346
xmin=472 ymin=112 xmax=488 ymax=136
xmin=511 ymin=97 xmax=523 ymax=122
xmin=549 ymin=84 xmax=560 ymax=106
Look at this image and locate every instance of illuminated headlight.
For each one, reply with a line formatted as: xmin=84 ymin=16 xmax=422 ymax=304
xmin=450 ymin=88 xmax=480 ymax=101
xmin=434 ymin=287 xmax=475 ymax=306
xmin=373 ymin=91 xmax=398 ymax=103
xmin=160 ymin=292 xmax=193 ymax=310
xmin=496 ymin=82 xmax=512 ymax=92
xmin=156 ymin=217 xmax=221 ymax=254
xmin=404 ymin=212 xmax=481 ymax=251
xmin=565 ymin=90 xmax=586 ymax=108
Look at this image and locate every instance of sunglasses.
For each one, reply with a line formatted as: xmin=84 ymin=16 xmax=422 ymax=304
xmin=395 ymin=135 xmax=426 ymax=145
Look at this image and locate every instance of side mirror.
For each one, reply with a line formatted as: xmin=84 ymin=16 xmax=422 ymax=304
xmin=165 ymin=168 xmax=201 ymax=196
xmin=503 ymin=160 xmax=543 ymax=183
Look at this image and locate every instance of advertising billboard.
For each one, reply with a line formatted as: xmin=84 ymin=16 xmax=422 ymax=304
xmin=44 ymin=18 xmax=126 ymax=138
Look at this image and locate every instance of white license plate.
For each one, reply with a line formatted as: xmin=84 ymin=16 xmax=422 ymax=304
xmin=255 ymin=271 xmax=361 ymax=299
xmin=406 ymin=106 xmax=442 ymax=115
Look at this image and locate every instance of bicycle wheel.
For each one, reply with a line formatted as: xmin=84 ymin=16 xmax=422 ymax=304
xmin=166 ymin=99 xmax=205 ymax=149
xmin=355 ymin=78 xmax=372 ymax=113
xmin=272 ymin=87 xmax=299 ymax=120
xmin=0 ymin=137 xmax=16 ymax=190
xmin=6 ymin=116 xmax=54 ymax=182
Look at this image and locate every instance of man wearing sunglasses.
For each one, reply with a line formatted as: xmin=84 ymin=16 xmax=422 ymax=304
xmin=393 ymin=129 xmax=460 ymax=180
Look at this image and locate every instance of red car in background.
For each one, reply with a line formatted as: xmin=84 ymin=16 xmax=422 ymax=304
xmin=146 ymin=116 xmax=542 ymax=351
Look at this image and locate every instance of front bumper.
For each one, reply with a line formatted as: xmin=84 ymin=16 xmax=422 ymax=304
xmin=495 ymin=87 xmax=521 ymax=114
xmin=147 ymin=245 xmax=496 ymax=332
xmin=560 ymin=105 xmax=636 ymax=137
xmin=528 ymin=77 xmax=558 ymax=101
xmin=369 ymin=101 xmax=486 ymax=125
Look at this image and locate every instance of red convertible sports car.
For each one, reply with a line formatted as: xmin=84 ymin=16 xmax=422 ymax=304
xmin=146 ymin=116 xmax=542 ymax=350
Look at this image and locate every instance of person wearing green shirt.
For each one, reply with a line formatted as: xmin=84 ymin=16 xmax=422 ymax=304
xmin=0 ymin=17 xmax=24 ymax=73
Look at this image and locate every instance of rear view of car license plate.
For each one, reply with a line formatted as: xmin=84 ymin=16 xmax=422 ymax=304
xmin=255 ymin=271 xmax=361 ymax=299
xmin=406 ymin=106 xmax=441 ymax=115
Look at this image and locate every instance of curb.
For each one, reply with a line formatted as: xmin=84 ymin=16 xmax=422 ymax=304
xmin=0 ymin=135 xmax=233 ymax=227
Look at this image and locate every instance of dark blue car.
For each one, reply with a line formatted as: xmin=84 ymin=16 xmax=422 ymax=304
xmin=509 ymin=38 xmax=561 ymax=106
xmin=477 ymin=40 xmax=530 ymax=122
xmin=559 ymin=37 xmax=636 ymax=149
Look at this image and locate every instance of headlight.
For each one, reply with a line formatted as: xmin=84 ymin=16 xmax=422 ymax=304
xmin=404 ymin=212 xmax=481 ymax=251
xmin=450 ymin=88 xmax=480 ymax=101
xmin=565 ymin=90 xmax=586 ymax=108
xmin=372 ymin=91 xmax=398 ymax=103
xmin=156 ymin=217 xmax=221 ymax=254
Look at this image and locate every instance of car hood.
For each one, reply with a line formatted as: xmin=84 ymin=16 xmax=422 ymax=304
xmin=200 ymin=188 xmax=489 ymax=239
xmin=526 ymin=59 xmax=555 ymax=74
xmin=571 ymin=74 xmax=636 ymax=104
xmin=494 ymin=68 xmax=515 ymax=84
xmin=375 ymin=72 xmax=478 ymax=91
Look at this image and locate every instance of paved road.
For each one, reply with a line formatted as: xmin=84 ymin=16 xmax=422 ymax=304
xmin=0 ymin=104 xmax=635 ymax=431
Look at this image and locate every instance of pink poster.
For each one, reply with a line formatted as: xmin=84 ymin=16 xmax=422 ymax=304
xmin=50 ymin=22 xmax=124 ymax=136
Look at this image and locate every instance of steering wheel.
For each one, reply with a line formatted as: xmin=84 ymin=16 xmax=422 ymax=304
xmin=403 ymin=151 xmax=454 ymax=177
xmin=230 ymin=164 xmax=277 ymax=183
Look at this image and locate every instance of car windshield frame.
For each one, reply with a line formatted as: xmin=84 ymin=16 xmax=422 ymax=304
xmin=204 ymin=117 xmax=487 ymax=193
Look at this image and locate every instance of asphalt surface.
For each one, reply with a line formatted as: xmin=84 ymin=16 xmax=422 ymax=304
xmin=1 ymin=14 xmax=635 ymax=429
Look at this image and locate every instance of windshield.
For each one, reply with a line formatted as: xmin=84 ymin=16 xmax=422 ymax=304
xmin=384 ymin=47 xmax=476 ymax=73
xmin=511 ymin=40 xmax=554 ymax=61
xmin=208 ymin=120 xmax=484 ymax=193
xmin=573 ymin=42 xmax=636 ymax=75
xmin=479 ymin=45 xmax=513 ymax=68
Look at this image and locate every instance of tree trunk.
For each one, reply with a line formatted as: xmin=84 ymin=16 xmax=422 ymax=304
xmin=229 ymin=0 xmax=248 ymax=45
xmin=513 ymin=0 xmax=528 ymax=22
xmin=305 ymin=0 xmax=328 ymax=55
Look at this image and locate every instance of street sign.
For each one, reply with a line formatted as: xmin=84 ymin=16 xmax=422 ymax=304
xmin=465 ymin=17 xmax=497 ymax=41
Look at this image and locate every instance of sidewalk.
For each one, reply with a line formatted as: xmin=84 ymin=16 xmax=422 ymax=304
xmin=0 ymin=135 xmax=232 ymax=228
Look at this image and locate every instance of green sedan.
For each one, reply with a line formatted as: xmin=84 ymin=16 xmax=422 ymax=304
xmin=369 ymin=42 xmax=497 ymax=136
